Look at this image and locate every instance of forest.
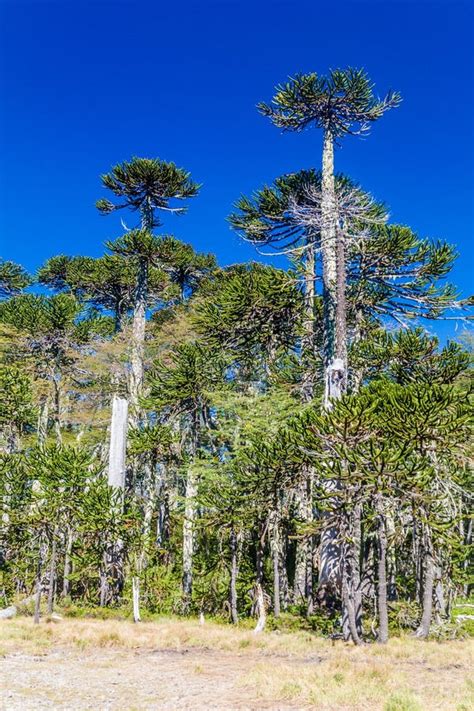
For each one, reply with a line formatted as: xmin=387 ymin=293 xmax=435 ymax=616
xmin=0 ymin=68 xmax=472 ymax=647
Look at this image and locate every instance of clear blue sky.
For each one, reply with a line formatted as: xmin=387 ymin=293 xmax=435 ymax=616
xmin=0 ymin=0 xmax=472 ymax=340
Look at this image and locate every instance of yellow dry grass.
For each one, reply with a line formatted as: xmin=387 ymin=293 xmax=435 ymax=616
xmin=0 ymin=616 xmax=472 ymax=710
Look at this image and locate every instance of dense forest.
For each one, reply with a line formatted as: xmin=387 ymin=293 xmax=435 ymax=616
xmin=0 ymin=68 xmax=472 ymax=645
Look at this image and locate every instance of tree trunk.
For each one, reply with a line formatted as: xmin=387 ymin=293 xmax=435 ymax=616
xmin=37 ymin=399 xmax=49 ymax=447
xmin=301 ymin=238 xmax=315 ymax=402
xmin=52 ymin=374 xmax=62 ymax=445
xmin=254 ymin=582 xmax=266 ymax=634
xmin=132 ymin=576 xmax=141 ymax=623
xmin=107 ymin=395 xmax=129 ymax=488
xmin=293 ymin=471 xmax=314 ymax=608
xmin=62 ymin=526 xmax=73 ymax=599
xmin=320 ymin=130 xmax=340 ymax=408
xmin=376 ymin=497 xmax=389 ymax=643
xmin=352 ymin=502 xmax=363 ymax=636
xmin=254 ymin=522 xmax=267 ymax=633
xmin=34 ymin=540 xmax=45 ymax=625
xmin=416 ymin=523 xmax=435 ymax=639
xmin=341 ymin=507 xmax=363 ymax=645
xmin=182 ymin=465 xmax=198 ymax=610
xmin=129 ymin=257 xmax=148 ymax=426
xmin=229 ymin=527 xmax=239 ymax=624
xmin=270 ymin=511 xmax=281 ymax=618
xmin=47 ymin=534 xmax=57 ymax=615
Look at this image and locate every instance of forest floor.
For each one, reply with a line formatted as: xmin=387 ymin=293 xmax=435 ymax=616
xmin=0 ymin=616 xmax=473 ymax=710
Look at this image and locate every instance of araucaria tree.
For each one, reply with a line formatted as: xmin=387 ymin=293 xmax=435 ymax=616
xmin=97 ymin=157 xmax=200 ymax=419
xmin=258 ymin=68 xmax=401 ymax=405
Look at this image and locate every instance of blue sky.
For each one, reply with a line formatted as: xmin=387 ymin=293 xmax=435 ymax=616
xmin=0 ymin=0 xmax=472 ymax=340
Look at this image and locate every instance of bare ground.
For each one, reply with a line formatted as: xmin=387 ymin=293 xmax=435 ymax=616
xmin=0 ymin=617 xmax=472 ymax=710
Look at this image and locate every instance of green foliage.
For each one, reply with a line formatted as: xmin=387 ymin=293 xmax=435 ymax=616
xmin=258 ymin=68 xmax=401 ymax=137
xmin=0 ymin=259 xmax=31 ymax=299
xmin=96 ymin=156 xmax=200 ymax=227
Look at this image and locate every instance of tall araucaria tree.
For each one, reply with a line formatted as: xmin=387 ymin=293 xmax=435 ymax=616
xmin=258 ymin=68 xmax=401 ymax=406
xmin=97 ymin=157 xmax=200 ymax=417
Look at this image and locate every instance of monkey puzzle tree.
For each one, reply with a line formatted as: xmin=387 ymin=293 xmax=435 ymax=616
xmin=97 ymin=158 xmax=200 ymax=422
xmin=258 ymin=68 xmax=400 ymax=405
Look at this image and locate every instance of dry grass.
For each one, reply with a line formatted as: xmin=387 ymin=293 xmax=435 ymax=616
xmin=0 ymin=616 xmax=473 ymax=710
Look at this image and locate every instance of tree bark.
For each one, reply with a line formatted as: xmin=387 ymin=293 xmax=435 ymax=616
xmin=132 ymin=576 xmax=141 ymax=623
xmin=301 ymin=238 xmax=316 ymax=403
xmin=229 ymin=527 xmax=239 ymax=624
xmin=52 ymin=374 xmax=62 ymax=445
xmin=37 ymin=399 xmax=49 ymax=448
xmin=34 ymin=540 xmax=45 ymax=624
xmin=107 ymin=395 xmax=128 ymax=488
xmin=376 ymin=497 xmax=389 ymax=643
xmin=129 ymin=257 xmax=148 ymax=426
xmin=47 ymin=534 xmax=57 ymax=615
xmin=416 ymin=523 xmax=435 ymax=639
xmin=182 ymin=465 xmax=198 ymax=610
xmin=270 ymin=510 xmax=281 ymax=618
xmin=62 ymin=526 xmax=73 ymax=599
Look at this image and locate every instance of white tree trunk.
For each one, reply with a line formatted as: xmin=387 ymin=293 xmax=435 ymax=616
xmin=129 ymin=258 xmax=147 ymax=426
xmin=182 ymin=466 xmax=198 ymax=608
xmin=107 ymin=395 xmax=128 ymax=488
xmin=253 ymin=582 xmax=266 ymax=634
xmin=132 ymin=576 xmax=141 ymax=623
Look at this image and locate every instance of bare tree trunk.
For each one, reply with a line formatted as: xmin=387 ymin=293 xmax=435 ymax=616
xmin=229 ymin=527 xmax=239 ymax=624
xmin=108 ymin=395 xmax=129 ymax=488
xmin=99 ymin=550 xmax=108 ymax=608
xmin=320 ymin=130 xmax=343 ymax=408
xmin=301 ymin=238 xmax=315 ymax=403
xmin=52 ymin=375 xmax=62 ymax=445
xmin=341 ymin=508 xmax=363 ymax=645
xmin=132 ymin=576 xmax=141 ymax=623
xmin=254 ymin=582 xmax=266 ymax=634
xmin=37 ymin=398 xmax=49 ymax=447
xmin=270 ymin=511 xmax=281 ymax=618
xmin=293 ymin=473 xmax=313 ymax=606
xmin=47 ymin=535 xmax=57 ymax=615
xmin=416 ymin=523 xmax=435 ymax=639
xmin=182 ymin=465 xmax=198 ymax=611
xmin=62 ymin=526 xmax=73 ymax=599
xmin=376 ymin=497 xmax=389 ymax=643
xmin=34 ymin=539 xmax=45 ymax=624
xmin=352 ymin=503 xmax=363 ymax=637
xmin=129 ymin=257 xmax=147 ymax=427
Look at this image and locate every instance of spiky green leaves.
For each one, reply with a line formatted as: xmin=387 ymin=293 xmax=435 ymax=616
xmin=229 ymin=170 xmax=322 ymax=249
xmin=193 ymin=263 xmax=303 ymax=361
xmin=258 ymin=68 xmax=401 ymax=137
xmin=0 ymin=259 xmax=31 ymax=299
xmin=96 ymin=157 xmax=200 ymax=227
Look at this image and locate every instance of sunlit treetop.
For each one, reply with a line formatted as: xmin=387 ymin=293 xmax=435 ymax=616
xmin=96 ymin=157 xmax=200 ymax=228
xmin=258 ymin=67 xmax=401 ymax=138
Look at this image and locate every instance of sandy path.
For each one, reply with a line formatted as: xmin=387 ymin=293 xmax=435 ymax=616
xmin=0 ymin=647 xmax=303 ymax=710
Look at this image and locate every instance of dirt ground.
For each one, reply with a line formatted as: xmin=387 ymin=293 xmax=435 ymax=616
xmin=1 ymin=646 xmax=299 ymax=710
xmin=0 ymin=617 xmax=472 ymax=710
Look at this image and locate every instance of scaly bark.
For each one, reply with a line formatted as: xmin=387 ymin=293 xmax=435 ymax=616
xmin=129 ymin=257 xmax=148 ymax=426
xmin=376 ymin=496 xmax=389 ymax=643
xmin=229 ymin=527 xmax=239 ymax=624
xmin=416 ymin=522 xmax=435 ymax=639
